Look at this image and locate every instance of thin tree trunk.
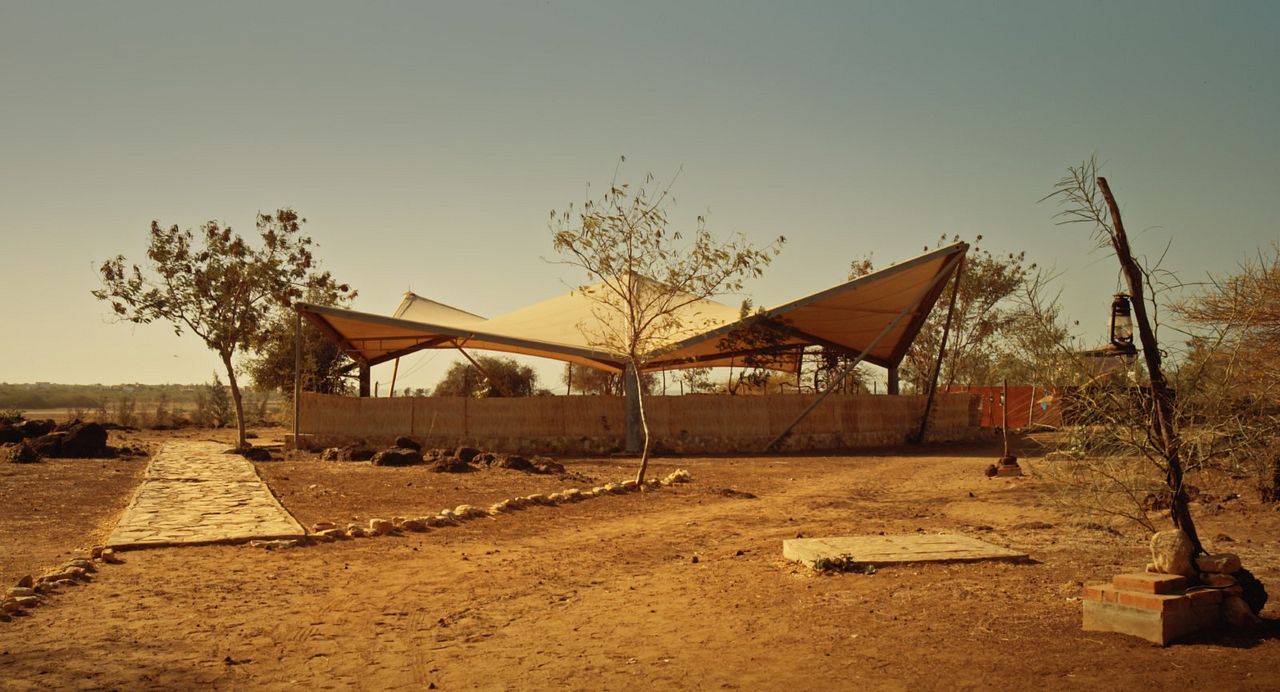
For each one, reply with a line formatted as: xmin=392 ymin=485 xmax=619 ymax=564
xmin=634 ymin=362 xmax=652 ymax=483
xmin=1097 ymin=176 xmax=1203 ymax=555
xmin=222 ymin=352 xmax=247 ymax=449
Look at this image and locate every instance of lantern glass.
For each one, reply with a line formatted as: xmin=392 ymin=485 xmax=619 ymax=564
xmin=1110 ymin=294 xmax=1134 ymax=347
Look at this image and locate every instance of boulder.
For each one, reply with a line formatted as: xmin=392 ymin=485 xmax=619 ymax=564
xmin=16 ymin=575 xmax=33 ymax=589
xmin=661 ymin=469 xmax=693 ymax=485
xmin=454 ymin=446 xmax=481 ymax=463
xmin=100 ymin=548 xmax=123 ymax=564
xmin=494 ymin=454 xmax=534 ymax=472
xmin=0 ymin=425 xmax=22 ymax=444
xmin=394 ymin=436 xmax=422 ymax=452
xmin=17 ymin=419 xmax=55 ymax=439
xmin=5 ymin=442 xmax=40 ymax=464
xmin=399 ymin=518 xmax=427 ymax=532
xmin=368 ymin=519 xmax=395 ymax=535
xmin=1222 ymin=594 xmax=1265 ymax=628
xmin=1196 ymin=553 xmax=1242 ymax=574
xmin=371 ymin=448 xmax=423 ymax=467
xmin=26 ymin=433 xmax=65 ymax=458
xmin=1235 ymin=566 xmax=1269 ymax=614
xmin=58 ymin=422 xmax=111 ymax=458
xmin=238 ymin=446 xmax=272 ymax=462
xmin=311 ymin=521 xmax=337 ymax=532
xmin=1201 ymin=573 xmax=1237 ymax=588
xmin=1149 ymin=530 xmax=1197 ymax=579
xmin=531 ymin=457 xmax=565 ymax=475
xmin=429 ymin=456 xmax=472 ymax=473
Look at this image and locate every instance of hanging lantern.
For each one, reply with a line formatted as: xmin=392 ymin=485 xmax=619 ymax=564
xmin=1109 ymin=294 xmax=1136 ymax=353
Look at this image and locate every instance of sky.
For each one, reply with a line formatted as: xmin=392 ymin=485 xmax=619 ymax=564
xmin=1 ymin=1 xmax=1277 ymax=393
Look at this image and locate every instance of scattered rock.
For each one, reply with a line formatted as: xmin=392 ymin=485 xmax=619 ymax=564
xmin=238 ymin=446 xmax=272 ymax=462
xmin=15 ymin=575 xmax=32 ymax=589
xmin=1214 ymin=533 xmax=1235 ymax=543
xmin=1196 ymin=553 xmax=1242 ymax=574
xmin=1074 ymin=522 xmax=1121 ymax=536
xmin=321 ymin=445 xmax=376 ymax=462
xmin=561 ymin=489 xmax=583 ymax=502
xmin=715 ymin=488 xmax=757 ymax=500
xmin=983 ymin=464 xmax=998 ymax=477
xmin=54 ymin=579 xmax=78 ymax=588
xmin=494 ymin=454 xmax=534 ymax=472
xmin=1013 ymin=521 xmax=1054 ymax=530
xmin=33 ymin=583 xmax=55 ymax=595
xmin=1234 ymin=567 xmax=1269 ymax=614
xmin=429 ymin=456 xmax=472 ymax=473
xmin=318 ymin=528 xmax=348 ymax=540
xmin=371 ymin=448 xmax=423 ymax=467
xmin=1221 ymin=594 xmax=1265 ymax=628
xmin=454 ymin=446 xmax=481 ymax=463
xmin=58 ymin=422 xmax=111 ymax=457
xmin=0 ymin=599 xmax=23 ymax=613
xmin=488 ymin=500 xmax=512 ymax=514
xmin=347 ymin=526 xmax=370 ymax=538
xmin=661 ymin=469 xmax=692 ymax=485
xmin=90 ymin=545 xmax=104 ymax=559
xmin=14 ymin=596 xmax=39 ymax=608
xmin=5 ymin=587 xmax=36 ymax=599
xmin=100 ymin=548 xmax=123 ymax=564
xmin=312 ymin=521 xmax=337 ymax=532
xmin=16 ymin=419 xmax=55 ymax=438
xmin=399 ymin=518 xmax=427 ymax=532
xmin=523 ymin=494 xmax=550 ymax=506
xmin=531 ymin=456 xmax=565 ymax=475
xmin=4 ymin=442 xmax=40 ymax=464
xmin=1150 ymin=530 xmax=1198 ymax=579
xmin=368 ymin=519 xmax=395 ymax=536
xmin=64 ymin=559 xmax=95 ymax=573
xmin=1202 ymin=573 xmax=1237 ymax=588
xmin=453 ymin=505 xmax=487 ymax=519
xmin=394 ymin=436 xmax=422 ymax=452
xmin=691 ymin=555 xmax=700 ymax=564
xmin=425 ymin=516 xmax=451 ymax=528
xmin=26 ymin=433 xmax=65 ymax=458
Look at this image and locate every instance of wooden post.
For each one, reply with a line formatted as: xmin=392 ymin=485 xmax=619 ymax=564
xmin=358 ymin=362 xmax=371 ymax=398
xmin=292 ymin=310 xmax=302 ymax=450
xmin=1002 ymin=378 xmax=1010 ymax=458
xmin=887 ymin=365 xmax=900 ymax=395
xmin=913 ymin=254 xmax=965 ymax=444
xmin=389 ymin=357 xmax=400 ymax=397
xmin=1098 ymin=176 xmax=1203 ymax=555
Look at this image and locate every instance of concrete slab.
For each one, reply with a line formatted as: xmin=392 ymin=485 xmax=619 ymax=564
xmin=783 ymin=533 xmax=1028 ymax=568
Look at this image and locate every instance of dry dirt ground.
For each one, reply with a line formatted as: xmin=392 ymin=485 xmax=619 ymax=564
xmin=1 ymin=427 xmax=1278 ymax=690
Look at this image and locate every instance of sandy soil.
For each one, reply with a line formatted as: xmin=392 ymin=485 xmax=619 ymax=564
xmin=1 ymin=429 xmax=1277 ymax=690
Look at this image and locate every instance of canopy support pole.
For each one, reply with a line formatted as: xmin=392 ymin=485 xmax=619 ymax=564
xmin=453 ymin=341 xmax=511 ymax=397
xmin=763 ymin=253 xmax=963 ymax=453
xmin=389 ymin=357 xmax=400 ymax=397
xmin=887 ymin=365 xmax=900 ymax=395
xmin=913 ymin=254 xmax=965 ymax=444
xmin=358 ymin=362 xmax=371 ymax=397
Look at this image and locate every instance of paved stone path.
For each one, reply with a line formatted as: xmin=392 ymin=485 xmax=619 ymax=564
xmin=106 ymin=440 xmax=305 ymax=550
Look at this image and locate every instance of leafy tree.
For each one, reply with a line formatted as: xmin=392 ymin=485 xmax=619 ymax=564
xmin=245 ymin=284 xmax=356 ymax=397
xmin=551 ymin=163 xmax=784 ymax=481
xmin=718 ymin=299 xmax=798 ymax=395
xmin=849 ymin=235 xmax=1033 ymax=390
xmin=93 ymin=209 xmax=352 ymax=448
xmin=433 ymin=356 xmax=538 ymax=397
xmin=562 ymin=362 xmax=656 ymax=395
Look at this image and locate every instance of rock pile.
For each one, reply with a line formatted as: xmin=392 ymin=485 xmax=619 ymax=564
xmin=1 ymin=549 xmax=120 ymax=624
xmin=321 ymin=441 xmax=572 ymax=476
xmin=1 ymin=417 xmax=115 ymax=462
xmin=290 ymin=468 xmax=696 ymax=546
xmin=1147 ymin=529 xmax=1269 ymax=629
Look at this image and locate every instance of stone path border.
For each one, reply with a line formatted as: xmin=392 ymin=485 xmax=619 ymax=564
xmin=106 ymin=440 xmax=305 ymax=550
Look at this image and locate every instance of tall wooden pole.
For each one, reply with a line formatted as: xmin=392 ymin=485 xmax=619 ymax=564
xmin=292 ymin=310 xmax=302 ymax=450
xmin=1097 ymin=176 xmax=1203 ymax=555
xmin=914 ymin=254 xmax=965 ymax=444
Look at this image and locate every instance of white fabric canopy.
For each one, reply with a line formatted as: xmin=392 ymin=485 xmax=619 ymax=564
xmin=297 ymin=242 xmax=967 ymax=374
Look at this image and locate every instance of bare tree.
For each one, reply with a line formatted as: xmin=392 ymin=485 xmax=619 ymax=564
xmin=1045 ymin=157 xmax=1203 ymax=552
xmin=551 ymin=162 xmax=784 ymax=482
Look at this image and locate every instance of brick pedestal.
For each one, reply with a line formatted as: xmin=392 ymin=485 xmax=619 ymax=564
xmin=1082 ymin=573 xmax=1222 ymax=645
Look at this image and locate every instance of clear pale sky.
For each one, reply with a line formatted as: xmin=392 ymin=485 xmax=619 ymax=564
xmin=1 ymin=1 xmax=1276 ymax=393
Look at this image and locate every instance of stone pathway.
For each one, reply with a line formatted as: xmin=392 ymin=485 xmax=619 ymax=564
xmin=106 ymin=440 xmax=305 ymax=550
